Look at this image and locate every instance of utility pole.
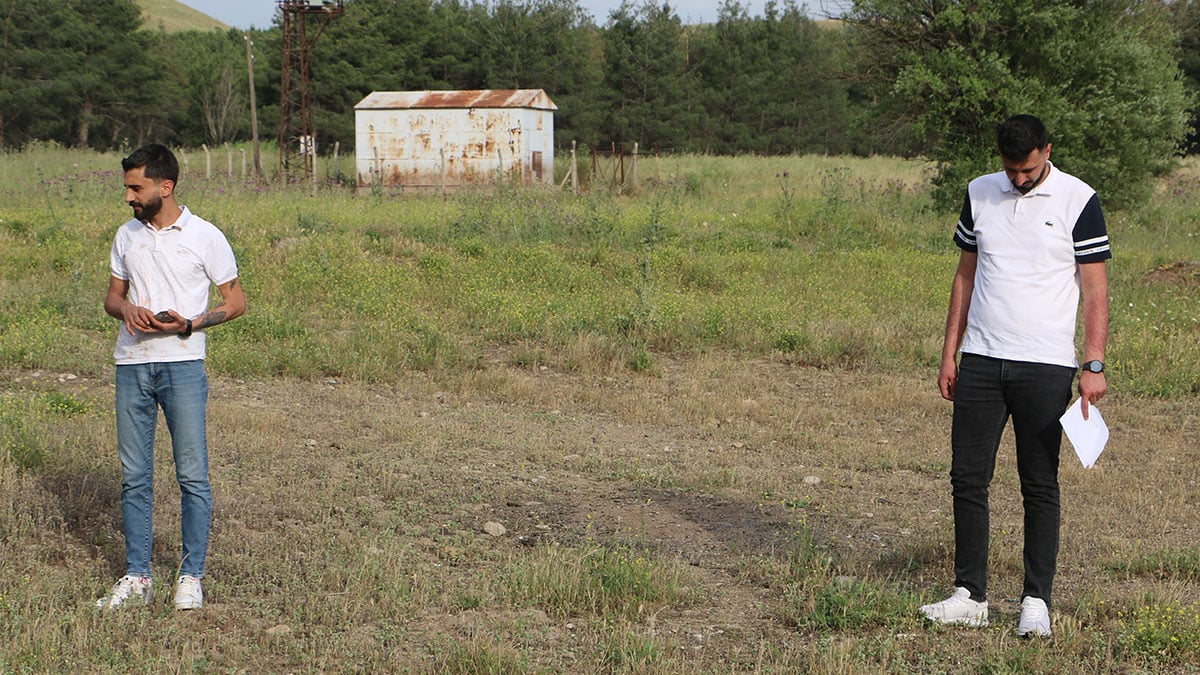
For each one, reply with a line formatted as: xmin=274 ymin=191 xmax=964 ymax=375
xmin=278 ymin=0 xmax=345 ymax=184
xmin=245 ymin=32 xmax=264 ymax=181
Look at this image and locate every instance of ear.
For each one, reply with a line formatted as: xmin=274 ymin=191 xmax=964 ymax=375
xmin=159 ymin=179 xmax=175 ymax=198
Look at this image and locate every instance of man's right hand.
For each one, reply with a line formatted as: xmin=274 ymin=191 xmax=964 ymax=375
xmin=118 ymin=303 xmax=154 ymax=336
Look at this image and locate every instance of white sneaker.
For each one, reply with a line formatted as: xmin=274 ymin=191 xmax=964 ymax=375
xmin=96 ymin=575 xmax=152 ymax=610
xmin=174 ymin=575 xmax=203 ymax=610
xmin=919 ymin=587 xmax=989 ymax=627
xmin=1017 ymin=596 xmax=1051 ymax=637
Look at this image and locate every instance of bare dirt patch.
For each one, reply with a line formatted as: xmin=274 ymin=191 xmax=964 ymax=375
xmin=1142 ymin=261 xmax=1200 ymax=286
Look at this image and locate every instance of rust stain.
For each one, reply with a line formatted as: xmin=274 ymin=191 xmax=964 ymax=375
xmin=356 ymin=89 xmax=557 ymax=112
xmin=357 ymin=89 xmax=555 ymax=189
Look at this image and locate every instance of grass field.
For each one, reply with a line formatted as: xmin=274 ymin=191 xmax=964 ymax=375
xmin=1 ymin=144 xmax=1199 ymax=672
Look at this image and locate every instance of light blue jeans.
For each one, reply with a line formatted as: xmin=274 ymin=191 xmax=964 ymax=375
xmin=115 ymin=360 xmax=211 ymax=579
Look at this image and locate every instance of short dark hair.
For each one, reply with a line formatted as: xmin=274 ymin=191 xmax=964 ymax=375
xmin=996 ymin=115 xmax=1049 ymax=161
xmin=121 ymin=144 xmax=179 ymax=183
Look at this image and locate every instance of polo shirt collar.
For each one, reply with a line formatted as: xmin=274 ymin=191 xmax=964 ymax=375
xmin=142 ymin=206 xmax=192 ymax=232
xmin=1001 ymin=161 xmax=1056 ymax=197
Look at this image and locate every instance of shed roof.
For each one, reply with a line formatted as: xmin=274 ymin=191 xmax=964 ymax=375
xmin=355 ymin=89 xmax=557 ymax=112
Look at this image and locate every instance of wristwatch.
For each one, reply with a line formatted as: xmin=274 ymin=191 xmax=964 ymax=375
xmin=180 ymin=319 xmax=193 ymax=339
xmin=1081 ymin=360 xmax=1104 ymax=374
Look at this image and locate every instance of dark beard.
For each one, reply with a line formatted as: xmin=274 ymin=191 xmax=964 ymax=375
xmin=131 ymin=195 xmax=162 ymax=223
xmin=1014 ymin=164 xmax=1049 ymax=194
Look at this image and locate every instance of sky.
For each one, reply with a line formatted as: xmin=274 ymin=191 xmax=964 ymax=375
xmin=178 ymin=0 xmax=848 ymax=30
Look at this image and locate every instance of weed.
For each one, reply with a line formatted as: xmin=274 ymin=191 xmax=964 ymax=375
xmin=4 ymin=430 xmax=44 ymax=471
xmin=774 ymin=170 xmax=800 ymax=236
xmin=627 ymin=346 xmax=654 ymax=373
xmin=1118 ymin=599 xmax=1200 ymax=666
xmin=295 ymin=210 xmax=331 ymax=235
xmin=603 ymin=627 xmax=668 ymax=671
xmin=789 ymin=576 xmax=919 ymax=630
xmin=1 ymin=391 xmax=96 ymax=471
xmin=39 ymin=392 xmax=89 ymax=417
xmin=428 ymin=635 xmax=528 ymax=674
xmin=503 ymin=544 xmax=695 ymax=621
xmin=772 ymin=330 xmax=809 ymax=354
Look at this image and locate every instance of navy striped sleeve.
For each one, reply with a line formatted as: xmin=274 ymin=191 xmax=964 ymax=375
xmin=1073 ymin=193 xmax=1111 ymax=262
xmin=953 ymin=191 xmax=977 ymax=252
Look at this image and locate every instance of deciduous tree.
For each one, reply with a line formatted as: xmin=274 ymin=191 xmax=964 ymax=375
xmin=846 ymin=0 xmax=1193 ymax=208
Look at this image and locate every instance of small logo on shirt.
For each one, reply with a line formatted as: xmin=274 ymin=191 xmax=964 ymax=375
xmin=1044 ymin=221 xmax=1053 ymax=227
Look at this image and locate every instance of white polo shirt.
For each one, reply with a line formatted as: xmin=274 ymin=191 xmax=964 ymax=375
xmin=110 ymin=207 xmax=239 ymax=365
xmin=954 ymin=162 xmax=1111 ymax=368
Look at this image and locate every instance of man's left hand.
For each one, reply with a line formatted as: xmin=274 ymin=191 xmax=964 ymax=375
xmin=1079 ymin=371 xmax=1107 ymax=420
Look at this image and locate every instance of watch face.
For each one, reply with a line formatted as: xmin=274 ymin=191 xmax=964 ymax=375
xmin=1084 ymin=361 xmax=1104 ymax=373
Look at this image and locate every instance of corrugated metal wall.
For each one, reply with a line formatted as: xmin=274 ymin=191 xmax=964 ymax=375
xmin=355 ymin=90 xmax=556 ymax=190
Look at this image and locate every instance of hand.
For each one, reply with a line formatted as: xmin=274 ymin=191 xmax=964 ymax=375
xmin=148 ymin=308 xmax=186 ymax=334
xmin=938 ymin=357 xmax=958 ymax=401
xmin=120 ymin=304 xmax=157 ymax=336
xmin=1078 ymin=371 xmax=1107 ymax=420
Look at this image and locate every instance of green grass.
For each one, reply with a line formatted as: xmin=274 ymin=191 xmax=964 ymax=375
xmin=429 ymin=634 xmax=530 ymax=674
xmin=0 ymin=390 xmax=95 ymax=470
xmin=2 ymin=145 xmax=1200 ymax=672
xmin=501 ymin=542 xmax=698 ymax=623
xmin=1107 ymin=546 xmax=1200 ymax=583
xmin=6 ymin=144 xmax=1195 ymax=394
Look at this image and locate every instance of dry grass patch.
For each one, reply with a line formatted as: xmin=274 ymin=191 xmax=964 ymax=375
xmin=3 ymin=353 xmax=1200 ymax=671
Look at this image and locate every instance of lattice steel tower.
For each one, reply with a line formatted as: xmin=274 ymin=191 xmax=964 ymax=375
xmin=278 ymin=0 xmax=345 ymax=182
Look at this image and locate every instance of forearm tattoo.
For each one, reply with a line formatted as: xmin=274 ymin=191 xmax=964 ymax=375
xmin=202 ymin=310 xmax=228 ymax=328
xmin=198 ymin=280 xmax=238 ymax=329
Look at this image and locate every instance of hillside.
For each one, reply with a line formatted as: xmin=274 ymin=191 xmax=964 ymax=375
xmin=136 ymin=0 xmax=231 ymax=32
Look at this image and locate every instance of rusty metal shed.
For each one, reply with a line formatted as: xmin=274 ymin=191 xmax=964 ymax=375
xmin=355 ymin=89 xmax=557 ymax=191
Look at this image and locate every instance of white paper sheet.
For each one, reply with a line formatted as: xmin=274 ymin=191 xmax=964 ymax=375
xmin=1059 ymin=398 xmax=1109 ymax=468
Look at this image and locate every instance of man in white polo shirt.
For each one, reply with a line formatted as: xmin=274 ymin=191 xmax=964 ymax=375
xmin=97 ymin=144 xmax=246 ymax=611
xmin=919 ymin=115 xmax=1110 ymax=638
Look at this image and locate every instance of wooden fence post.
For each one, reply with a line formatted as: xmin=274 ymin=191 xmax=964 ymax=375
xmin=373 ymin=146 xmax=380 ymax=190
xmin=631 ymin=142 xmax=639 ymax=192
xmin=571 ymin=140 xmax=578 ymax=195
xmin=310 ymin=130 xmax=318 ymax=197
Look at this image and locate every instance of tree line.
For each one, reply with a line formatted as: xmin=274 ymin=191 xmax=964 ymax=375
xmin=1 ymin=0 xmax=1195 ymax=207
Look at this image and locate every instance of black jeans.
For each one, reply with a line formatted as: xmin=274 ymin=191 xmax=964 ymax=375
xmin=950 ymin=353 xmax=1075 ymax=608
